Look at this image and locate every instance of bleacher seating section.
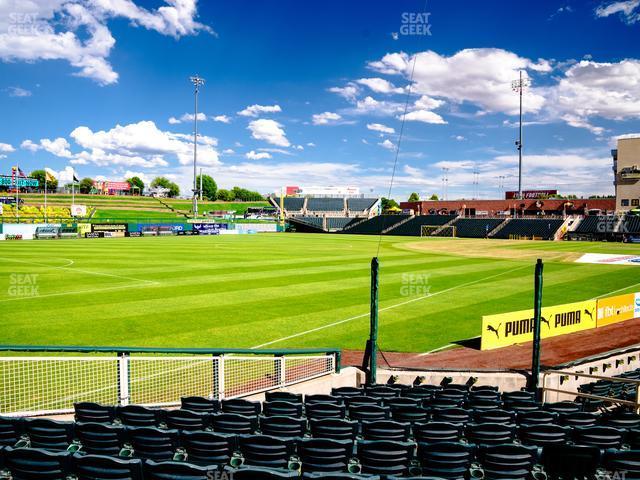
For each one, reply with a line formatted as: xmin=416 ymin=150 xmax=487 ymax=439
xmin=327 ymin=218 xmax=358 ymax=230
xmin=388 ymin=215 xmax=455 ymax=236
xmin=451 ymin=218 xmax=505 ymax=238
xmin=342 ymin=215 xmax=410 ymax=235
xmin=625 ymin=214 xmax=640 ymax=233
xmin=492 ymin=219 xmax=565 ymax=240
xmin=274 ymin=198 xmax=305 ymax=212
xmin=292 ymin=217 xmax=324 ymax=229
xmin=306 ymin=199 xmax=345 ymax=213
xmin=347 ymin=199 xmax=378 ymax=213
xmin=574 ymin=215 xmax=617 ymax=234
xmin=4 ymin=371 xmax=640 ymax=479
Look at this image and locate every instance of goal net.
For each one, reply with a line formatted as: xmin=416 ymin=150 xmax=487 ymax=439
xmin=421 ymin=225 xmax=456 ymax=237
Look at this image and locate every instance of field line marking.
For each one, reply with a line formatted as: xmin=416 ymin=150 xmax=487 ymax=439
xmin=0 ymin=257 xmax=158 ymax=285
xmin=590 ymin=280 xmax=640 ymax=299
xmin=0 ymin=282 xmax=156 ymax=303
xmin=251 ymin=264 xmax=531 ymax=349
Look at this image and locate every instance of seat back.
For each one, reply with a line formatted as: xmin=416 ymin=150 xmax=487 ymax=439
xmin=180 ymin=396 xmax=220 ymax=414
xmin=517 ymin=410 xmax=557 ymax=426
xmin=74 ymin=402 xmax=116 ymax=423
xmin=390 ymin=405 xmax=429 ymax=424
xmin=72 ymin=453 xmax=143 ymax=480
xmin=265 ymin=392 xmax=302 ymax=404
xmin=75 ymin=422 xmax=125 ymax=456
xmin=573 ymin=425 xmax=624 ymax=449
xmin=361 ymin=420 xmax=410 ymax=442
xmin=344 ymin=396 xmax=383 ymax=408
xmin=211 ymin=413 xmax=258 ymax=435
xmin=127 ymin=426 xmax=179 ymax=461
xmin=431 ymin=408 xmax=470 ymax=425
xmin=237 ymin=434 xmax=295 ymax=469
xmin=473 ymin=409 xmax=515 ymax=424
xmin=180 ymin=431 xmax=234 ymax=467
xmin=298 ymin=438 xmax=353 ymax=473
xmin=305 ymin=402 xmax=346 ymax=420
xmin=348 ymin=404 xmax=390 ymax=422
xmin=519 ymin=423 xmax=570 ymax=447
xmin=331 ymin=387 xmax=363 ymax=398
xmin=3 ymin=446 xmax=71 ymax=479
xmin=308 ymin=418 xmax=358 ymax=441
xmin=365 ymin=386 xmax=400 ymax=400
xmin=558 ymin=411 xmax=598 ymax=427
xmin=117 ymin=405 xmax=160 ymax=427
xmin=417 ymin=441 xmax=474 ymax=479
xmin=221 ymin=399 xmax=261 ymax=416
xmin=305 ymin=395 xmax=341 ymax=406
xmin=259 ymin=415 xmax=307 ymax=438
xmin=164 ymin=409 xmax=209 ymax=431
xmin=263 ymin=401 xmax=304 ymax=418
xmin=231 ymin=466 xmax=297 ymax=479
xmin=542 ymin=445 xmax=600 ymax=479
xmin=24 ymin=418 xmax=74 ymax=450
xmin=413 ymin=422 xmax=462 ymax=443
xmin=543 ymin=401 xmax=581 ymax=414
xmin=0 ymin=416 xmax=23 ymax=447
xmin=357 ymin=440 xmax=413 ymax=476
xmin=604 ymin=450 xmax=640 ymax=479
xmin=464 ymin=422 xmax=515 ymax=446
xmin=143 ymin=459 xmax=213 ymax=479
xmin=478 ymin=444 xmax=537 ymax=480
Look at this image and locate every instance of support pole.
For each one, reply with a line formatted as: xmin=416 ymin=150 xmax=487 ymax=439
xmin=529 ymin=258 xmax=544 ymax=398
xmin=366 ymin=257 xmax=380 ymax=386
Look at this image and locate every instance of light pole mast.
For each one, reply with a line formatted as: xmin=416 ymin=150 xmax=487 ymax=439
xmin=512 ymin=71 xmax=530 ymax=200
xmin=190 ymin=75 xmax=205 ymax=217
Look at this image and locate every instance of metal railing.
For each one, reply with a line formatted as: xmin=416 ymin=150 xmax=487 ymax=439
xmin=541 ymin=369 xmax=640 ymax=411
xmin=0 ymin=345 xmax=340 ymax=417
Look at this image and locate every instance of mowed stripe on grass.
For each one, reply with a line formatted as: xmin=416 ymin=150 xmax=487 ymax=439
xmin=0 ymin=234 xmax=639 ymax=353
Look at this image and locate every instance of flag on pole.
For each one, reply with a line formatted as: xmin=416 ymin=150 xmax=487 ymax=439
xmin=73 ymin=173 xmax=79 ymax=183
xmin=17 ymin=167 xmax=27 ymax=178
xmin=45 ymin=170 xmax=55 ymax=182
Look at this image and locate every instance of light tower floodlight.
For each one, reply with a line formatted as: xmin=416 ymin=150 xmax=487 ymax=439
xmin=190 ymin=75 xmax=205 ymax=217
xmin=511 ymin=71 xmax=530 ymax=200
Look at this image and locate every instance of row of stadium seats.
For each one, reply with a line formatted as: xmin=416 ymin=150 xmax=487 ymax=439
xmin=386 ymin=216 xmax=455 ymax=236
xmin=342 ymin=216 xmax=410 ymax=235
xmin=272 ymin=198 xmax=378 ymax=215
xmin=449 ymin=218 xmax=505 ymax=238
xmin=491 ymin=219 xmax=565 ymax=240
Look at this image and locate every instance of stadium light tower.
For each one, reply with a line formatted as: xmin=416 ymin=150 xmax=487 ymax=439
xmin=511 ymin=70 xmax=530 ymax=200
xmin=190 ymin=75 xmax=205 ymax=217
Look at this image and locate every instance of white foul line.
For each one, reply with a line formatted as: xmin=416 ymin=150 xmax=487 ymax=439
xmin=251 ymin=264 xmax=531 ymax=349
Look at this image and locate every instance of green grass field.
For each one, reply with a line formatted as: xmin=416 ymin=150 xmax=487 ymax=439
xmin=1 ymin=234 xmax=639 ymax=353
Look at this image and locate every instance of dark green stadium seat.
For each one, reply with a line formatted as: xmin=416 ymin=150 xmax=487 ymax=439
xmin=356 ymin=439 xmax=414 ymax=477
xmin=265 ymin=392 xmax=303 ymax=404
xmin=259 ymin=415 xmax=307 ymax=438
xmin=144 ymin=459 xmax=214 ymax=479
xmin=179 ymin=430 xmax=235 ymax=467
xmin=126 ymin=426 xmax=180 ymax=461
xmin=558 ymin=411 xmax=598 ymax=427
xmin=306 ymin=402 xmax=346 ymax=420
xmin=572 ymin=425 xmax=624 ymax=449
xmin=309 ymin=418 xmax=358 ymax=441
xmin=231 ymin=466 xmax=298 ymax=479
xmin=305 ymin=394 xmax=342 ymax=406
xmin=116 ymin=405 xmax=161 ymax=427
xmin=164 ymin=409 xmax=209 ymax=431
xmin=298 ymin=437 xmax=353 ymax=473
xmin=517 ymin=410 xmax=558 ymax=426
xmin=221 ymin=399 xmax=261 ymax=416
xmin=416 ymin=441 xmax=474 ymax=479
xmin=477 ymin=444 xmax=537 ymax=480
xmin=519 ymin=423 xmax=571 ymax=447
xmin=23 ymin=417 xmax=75 ymax=451
xmin=74 ymin=402 xmax=116 ymax=423
xmin=211 ymin=413 xmax=258 ymax=435
xmin=263 ymin=401 xmax=304 ymax=417
xmin=348 ymin=404 xmax=390 ymax=422
xmin=180 ymin=396 xmax=220 ymax=414
xmin=332 ymin=387 xmax=364 ymax=398
xmin=237 ymin=434 xmax=296 ymax=469
xmin=431 ymin=407 xmax=471 ymax=425
xmin=543 ymin=401 xmax=581 ymax=414
xmin=361 ymin=420 xmax=410 ymax=442
xmin=74 ymin=422 xmax=125 ymax=456
xmin=2 ymin=446 xmax=72 ymax=479
xmin=0 ymin=416 xmax=23 ymax=447
xmin=472 ymin=409 xmax=515 ymax=425
xmin=72 ymin=453 xmax=143 ymax=480
xmin=464 ymin=422 xmax=516 ymax=446
xmin=390 ymin=405 xmax=430 ymax=424
xmin=414 ymin=422 xmax=463 ymax=444
xmin=542 ymin=445 xmax=600 ymax=479
xmin=603 ymin=450 xmax=640 ymax=479
xmin=344 ymin=396 xmax=383 ymax=408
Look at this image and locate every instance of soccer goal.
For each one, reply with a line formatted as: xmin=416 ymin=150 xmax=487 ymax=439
xmin=421 ymin=225 xmax=456 ymax=237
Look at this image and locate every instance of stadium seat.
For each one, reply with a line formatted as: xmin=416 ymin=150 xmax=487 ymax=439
xmin=144 ymin=459 xmax=214 ymax=479
xmin=180 ymin=396 xmax=220 ymax=414
xmin=74 ymin=422 xmax=125 ymax=456
xmin=126 ymin=426 xmax=180 ymax=461
xmin=384 ymin=397 xmax=420 ymax=409
xmin=259 ymin=415 xmax=307 ymax=438
xmin=298 ymin=437 xmax=353 ymax=473
xmin=356 ymin=440 xmax=414 ymax=477
xmin=164 ymin=409 xmax=210 ymax=431
xmin=467 ymin=399 xmax=502 ymax=411
xmin=309 ymin=418 xmax=358 ymax=441
xmin=303 ymin=473 xmax=380 ymax=480
xmin=543 ymin=401 xmax=581 ymax=414
xmin=477 ymin=444 xmax=537 ymax=480
xmin=116 ymin=405 xmax=161 ymax=427
xmin=332 ymin=387 xmax=363 ymax=398
xmin=237 ymin=434 xmax=296 ymax=469
xmin=1 ymin=446 xmax=71 ymax=479
xmin=600 ymin=411 xmax=640 ymax=429
xmin=361 ymin=420 xmax=411 ymax=442
xmin=517 ymin=410 xmax=558 ymax=426
xmin=221 ymin=399 xmax=262 ymax=416
xmin=464 ymin=422 xmax=516 ymax=446
xmin=416 ymin=441 xmax=474 ymax=479
xmin=472 ymin=409 xmax=515 ymax=425
xmin=72 ymin=453 xmax=143 ymax=480
xmin=558 ymin=411 xmax=598 ymax=427
xmin=572 ymin=425 xmax=624 ymax=449
xmin=542 ymin=445 xmax=600 ymax=479
xmin=231 ymin=466 xmax=298 ymax=479
xmin=23 ymin=417 xmax=75 ymax=450
xmin=265 ymin=392 xmax=303 ymax=404
xmin=435 ymin=389 xmax=468 ymax=403
xmin=305 ymin=394 xmax=342 ymax=406
xmin=428 ymin=399 xmax=462 ymax=409
xmin=390 ymin=405 xmax=429 ymax=424
xmin=507 ymin=401 xmax=541 ymax=413
xmin=179 ymin=430 xmax=235 ymax=467
xmin=74 ymin=402 xmax=116 ymax=423
xmin=603 ymin=450 xmax=640 ymax=479
xmin=413 ymin=422 xmax=463 ymax=443
xmin=431 ymin=407 xmax=471 ymax=425
xmin=0 ymin=416 xmax=23 ymax=447
xmin=344 ymin=396 xmax=383 ymax=408
xmin=519 ymin=423 xmax=571 ymax=447
xmin=211 ymin=413 xmax=258 ymax=435
xmin=502 ymin=391 xmax=536 ymax=404
xmin=467 ymin=390 xmax=500 ymax=401
xmin=348 ymin=405 xmax=390 ymax=422
xmin=263 ymin=401 xmax=304 ymax=418
xmin=364 ymin=386 xmax=400 ymax=400
xmin=404 ymin=386 xmax=439 ymax=402
xmin=306 ymin=402 xmax=346 ymax=420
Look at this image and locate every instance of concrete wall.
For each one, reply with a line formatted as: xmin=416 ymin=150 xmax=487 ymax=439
xmin=616 ymin=137 xmax=640 ymax=211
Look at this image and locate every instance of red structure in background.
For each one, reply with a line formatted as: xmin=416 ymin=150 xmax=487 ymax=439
xmin=505 ymin=189 xmax=558 ymax=200
xmin=401 ymin=198 xmax=616 ymax=216
xmin=93 ymin=180 xmax=131 ymax=195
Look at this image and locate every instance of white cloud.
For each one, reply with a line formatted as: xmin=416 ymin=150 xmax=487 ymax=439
xmin=247 ymin=118 xmax=290 ymax=147
xmin=6 ymin=86 xmax=31 ymax=97
xmin=328 ymin=84 xmax=359 ymax=102
xmin=246 ymin=150 xmax=272 ymax=160
xmin=453 ymin=135 xmax=466 ymax=141
xmin=212 ymin=114 xmax=231 ymax=123
xmin=20 ymin=137 xmax=73 ymax=157
xmin=222 ymin=148 xmax=235 ymax=154
xmin=399 ymin=109 xmax=447 ymax=124
xmin=560 ymin=114 xmax=605 ymax=135
xmin=306 ymin=142 xmax=316 ymax=147
xmin=379 ymin=139 xmax=395 ymax=150
xmin=238 ymin=104 xmax=282 ymax=117
xmin=367 ymin=123 xmax=395 ymax=134
xmin=351 ymin=96 xmax=405 ymax=116
xmin=356 ymin=77 xmax=404 ymax=94
xmin=595 ymin=0 xmax=640 ymax=23
xmin=369 ymin=48 xmax=548 ymax=115
xmin=312 ymin=111 xmax=342 ymax=125
xmin=0 ymin=0 xmax=212 ymax=85
xmin=168 ymin=112 xmax=207 ymax=124
xmin=0 ymin=142 xmax=15 ymax=153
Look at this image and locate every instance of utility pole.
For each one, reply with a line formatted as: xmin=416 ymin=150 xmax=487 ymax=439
xmin=512 ymin=71 xmax=530 ymax=200
xmin=199 ymin=167 xmax=203 ymax=202
xmin=441 ymin=167 xmax=449 ymax=201
xmin=190 ymin=75 xmax=205 ymax=217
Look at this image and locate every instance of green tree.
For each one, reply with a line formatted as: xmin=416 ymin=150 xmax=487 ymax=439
xmin=408 ymin=192 xmax=420 ymax=202
xmin=127 ymin=176 xmax=144 ymax=195
xmin=216 ymin=189 xmax=234 ymax=201
xmin=30 ymin=170 xmax=58 ymax=192
xmin=79 ymin=177 xmax=94 ymax=194
xmin=231 ymin=186 xmax=263 ymax=201
xmin=381 ymin=197 xmax=399 ymax=211
xmin=429 ymin=194 xmax=439 ymax=200
xmin=196 ymin=174 xmax=217 ymax=201
xmin=151 ymin=176 xmax=180 ymax=198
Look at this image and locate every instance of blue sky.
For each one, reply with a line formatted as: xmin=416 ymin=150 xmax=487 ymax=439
xmin=1 ymin=0 xmax=639 ymax=200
